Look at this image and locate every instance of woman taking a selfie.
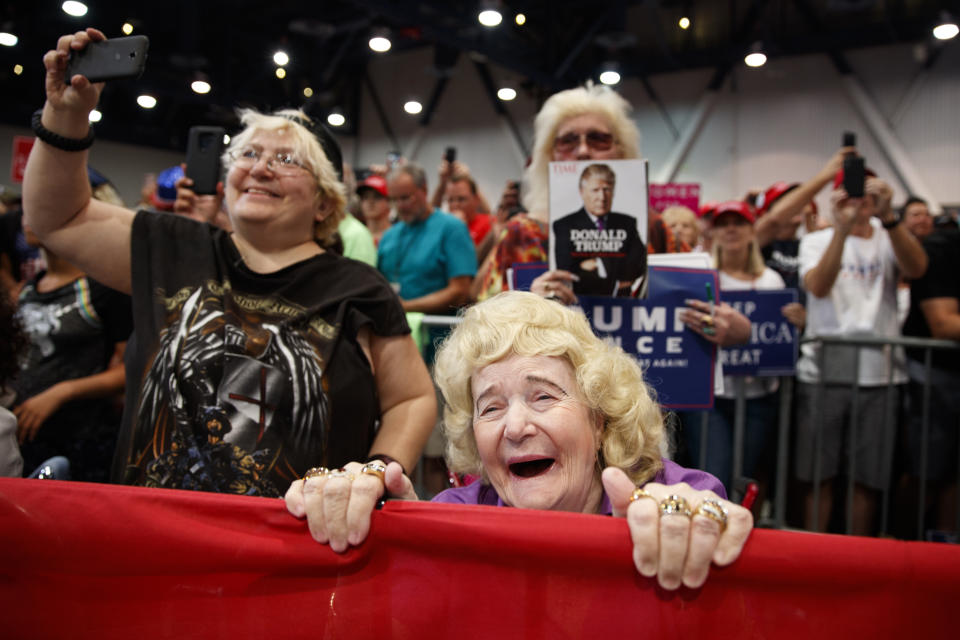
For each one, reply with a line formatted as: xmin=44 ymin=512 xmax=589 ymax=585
xmin=23 ymin=28 xmax=435 ymax=496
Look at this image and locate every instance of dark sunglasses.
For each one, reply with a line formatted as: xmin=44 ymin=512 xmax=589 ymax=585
xmin=553 ymin=130 xmax=615 ymax=153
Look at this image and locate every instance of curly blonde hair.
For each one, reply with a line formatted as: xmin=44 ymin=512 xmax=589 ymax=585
xmin=433 ymin=291 xmax=665 ymax=485
xmin=523 ymin=84 xmax=640 ymax=213
xmin=224 ymin=108 xmax=347 ymax=243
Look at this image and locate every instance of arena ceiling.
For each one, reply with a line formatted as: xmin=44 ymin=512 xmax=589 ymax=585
xmin=0 ymin=0 xmax=954 ymax=151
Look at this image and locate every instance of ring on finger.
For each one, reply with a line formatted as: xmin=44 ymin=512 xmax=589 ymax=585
xmin=326 ymin=468 xmax=355 ymax=481
xmin=302 ymin=467 xmax=329 ymax=481
xmin=694 ymin=498 xmax=729 ymax=532
xmin=630 ymin=487 xmax=657 ymax=504
xmin=702 ymin=313 xmax=714 ymax=326
xmin=659 ymin=494 xmax=692 ymax=518
xmin=360 ymin=460 xmax=387 ymax=484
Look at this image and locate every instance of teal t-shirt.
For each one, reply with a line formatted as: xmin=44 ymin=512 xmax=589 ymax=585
xmin=377 ymin=209 xmax=477 ymax=301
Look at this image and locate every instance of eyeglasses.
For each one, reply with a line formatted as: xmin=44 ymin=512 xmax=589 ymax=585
xmin=229 ymin=146 xmax=310 ymax=175
xmin=553 ymin=130 xmax=615 ymax=153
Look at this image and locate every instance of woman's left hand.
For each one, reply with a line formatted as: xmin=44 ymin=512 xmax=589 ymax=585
xmin=681 ymin=299 xmax=751 ymax=347
xmin=530 ymin=270 xmax=578 ymax=305
xmin=602 ymin=467 xmax=753 ymax=590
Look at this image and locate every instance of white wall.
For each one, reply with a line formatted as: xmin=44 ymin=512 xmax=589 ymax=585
xmin=4 ymin=41 xmax=957 ymax=215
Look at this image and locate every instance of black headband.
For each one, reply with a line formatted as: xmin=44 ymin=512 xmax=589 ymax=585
xmin=280 ymin=112 xmax=343 ymax=182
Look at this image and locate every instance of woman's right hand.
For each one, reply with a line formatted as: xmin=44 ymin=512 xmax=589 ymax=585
xmin=174 ymin=170 xmax=226 ymax=227
xmin=284 ymin=461 xmax=418 ymax=552
xmin=43 ymin=28 xmax=107 ymax=118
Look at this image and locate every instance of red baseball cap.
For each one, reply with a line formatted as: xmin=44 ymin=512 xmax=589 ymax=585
xmin=698 ymin=200 xmax=719 ymax=219
xmin=357 ymin=174 xmax=388 ymax=198
xmin=711 ymin=200 xmax=756 ymax=226
xmin=756 ymin=181 xmax=799 ymax=216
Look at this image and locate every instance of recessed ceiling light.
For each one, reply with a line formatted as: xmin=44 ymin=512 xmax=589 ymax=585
xmin=497 ymin=87 xmax=517 ymax=101
xmin=404 ymin=100 xmax=423 ymax=115
xmin=62 ymin=2 xmax=88 ymax=17
xmin=191 ymin=80 xmax=211 ymax=94
xmin=137 ymin=95 xmax=157 ymax=109
xmin=88 ymin=109 xmax=102 ymax=123
xmin=122 ymin=22 xmax=134 ymax=35
xmin=273 ymin=51 xmax=289 ymax=66
xmin=275 ymin=67 xmax=286 ymax=79
xmin=327 ymin=112 xmax=345 ymax=127
xmin=0 ymin=32 xmax=18 ymax=47
xmin=679 ymin=17 xmax=690 ymax=30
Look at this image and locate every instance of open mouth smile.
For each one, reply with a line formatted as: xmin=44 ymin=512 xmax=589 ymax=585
xmin=508 ymin=458 xmax=556 ymax=478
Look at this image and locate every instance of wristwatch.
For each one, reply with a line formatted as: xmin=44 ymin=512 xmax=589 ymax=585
xmin=881 ymin=210 xmax=902 ymax=230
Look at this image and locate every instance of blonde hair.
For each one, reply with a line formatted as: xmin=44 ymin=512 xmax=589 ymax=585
xmin=712 ymin=236 xmax=767 ymax=277
xmin=523 ymin=84 xmax=640 ymax=213
xmin=433 ymin=291 xmax=665 ymax=485
xmin=662 ymin=205 xmax=699 ymax=246
xmin=224 ymin=108 xmax=347 ymax=242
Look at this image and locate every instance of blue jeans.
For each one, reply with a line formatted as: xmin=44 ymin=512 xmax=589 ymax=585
xmin=28 ymin=456 xmax=71 ymax=480
xmin=681 ymin=393 xmax=778 ymax=493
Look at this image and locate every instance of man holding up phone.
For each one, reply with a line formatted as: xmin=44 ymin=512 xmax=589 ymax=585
xmin=794 ymin=148 xmax=928 ymax=535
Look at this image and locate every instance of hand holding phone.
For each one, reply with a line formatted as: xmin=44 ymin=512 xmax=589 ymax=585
xmin=842 ymin=155 xmax=866 ymax=198
xmin=64 ymin=35 xmax=149 ymax=85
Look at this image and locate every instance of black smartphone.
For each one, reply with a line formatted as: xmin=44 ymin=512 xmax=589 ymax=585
xmin=842 ymin=155 xmax=865 ymax=198
xmin=65 ymin=35 xmax=149 ymax=85
xmin=842 ymin=131 xmax=856 ymax=148
xmin=444 ymin=146 xmax=457 ymax=164
xmin=185 ymin=126 xmax=225 ymax=195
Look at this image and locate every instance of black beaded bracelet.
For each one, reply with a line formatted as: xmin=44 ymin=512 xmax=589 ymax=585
xmin=31 ymin=109 xmax=95 ymax=151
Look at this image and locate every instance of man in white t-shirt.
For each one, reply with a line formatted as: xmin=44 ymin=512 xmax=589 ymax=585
xmin=796 ymin=168 xmax=927 ymax=535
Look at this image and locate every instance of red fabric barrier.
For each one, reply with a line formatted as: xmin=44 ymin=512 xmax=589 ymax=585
xmin=2 ymin=478 xmax=957 ymax=638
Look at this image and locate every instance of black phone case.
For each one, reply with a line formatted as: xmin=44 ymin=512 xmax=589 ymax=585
xmin=842 ymin=156 xmax=865 ymax=198
xmin=185 ymin=126 xmax=225 ymax=195
xmin=65 ymin=36 xmax=149 ymax=84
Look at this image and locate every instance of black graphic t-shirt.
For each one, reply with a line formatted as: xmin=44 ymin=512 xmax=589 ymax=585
xmin=762 ymin=238 xmax=804 ymax=304
xmin=114 ymin=212 xmax=409 ymax=496
xmin=14 ymin=273 xmax=132 ymax=479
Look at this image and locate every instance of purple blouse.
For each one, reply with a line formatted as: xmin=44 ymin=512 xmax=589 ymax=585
xmin=431 ymin=459 xmax=726 ymax=514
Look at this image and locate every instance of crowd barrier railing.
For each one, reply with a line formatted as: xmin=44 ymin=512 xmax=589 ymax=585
xmin=2 ymin=478 xmax=959 ymax=638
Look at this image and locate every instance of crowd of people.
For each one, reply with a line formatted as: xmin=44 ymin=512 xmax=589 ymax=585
xmin=0 ymin=27 xmax=956 ymax=558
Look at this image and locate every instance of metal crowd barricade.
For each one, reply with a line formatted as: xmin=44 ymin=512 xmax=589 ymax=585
xmin=421 ymin=313 xmax=959 ymax=539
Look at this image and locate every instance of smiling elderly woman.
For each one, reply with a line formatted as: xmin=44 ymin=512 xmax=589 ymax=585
xmin=22 ymin=29 xmax=435 ymax=495
xmin=286 ymin=291 xmax=753 ymax=590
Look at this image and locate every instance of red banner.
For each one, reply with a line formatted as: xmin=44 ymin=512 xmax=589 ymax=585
xmin=1 ymin=478 xmax=957 ymax=638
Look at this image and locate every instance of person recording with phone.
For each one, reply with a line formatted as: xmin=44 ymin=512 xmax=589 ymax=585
xmin=795 ymin=145 xmax=927 ymax=535
xmin=23 ymin=28 xmax=436 ymax=496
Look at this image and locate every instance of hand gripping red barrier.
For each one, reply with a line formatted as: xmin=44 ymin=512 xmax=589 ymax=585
xmin=1 ymin=478 xmax=958 ymax=638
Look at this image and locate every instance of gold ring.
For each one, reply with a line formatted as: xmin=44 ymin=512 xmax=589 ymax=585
xmin=326 ymin=468 xmax=355 ymax=481
xmin=360 ymin=460 xmax=387 ymax=483
xmin=659 ymin=494 xmax=692 ymax=518
xmin=630 ymin=487 xmax=657 ymax=504
xmin=302 ymin=467 xmax=329 ymax=481
xmin=702 ymin=313 xmax=714 ymax=326
xmin=694 ymin=498 xmax=729 ymax=532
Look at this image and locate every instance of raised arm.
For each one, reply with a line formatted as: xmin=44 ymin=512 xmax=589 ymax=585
xmin=22 ymin=29 xmax=134 ymax=294
xmin=755 ymin=147 xmax=851 ymax=248
xmin=866 ymin=178 xmax=927 ymax=280
xmin=802 ymin=189 xmax=856 ymax=298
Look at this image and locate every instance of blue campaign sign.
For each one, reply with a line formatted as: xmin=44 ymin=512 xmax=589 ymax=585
xmin=509 ymin=262 xmax=548 ymax=292
xmin=576 ymin=266 xmax=719 ymax=410
xmin=719 ymin=289 xmax=799 ymax=376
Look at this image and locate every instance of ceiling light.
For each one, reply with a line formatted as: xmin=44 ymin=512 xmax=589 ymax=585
xmin=744 ymin=42 xmax=767 ymax=67
xmin=369 ymin=28 xmax=392 ymax=53
xmin=191 ymin=79 xmax=211 ymax=94
xmin=679 ymin=17 xmax=690 ymax=30
xmin=88 ymin=109 xmax=102 ymax=123
xmin=515 ymin=14 xmax=526 ymax=26
xmin=13 ymin=64 xmax=23 ymax=75
xmin=223 ymin=134 xmax=231 ymax=145
xmin=478 ymin=1 xmax=503 ymax=27
xmin=122 ymin=22 xmax=134 ymax=35
xmin=303 ymin=87 xmax=313 ymax=98
xmin=404 ymin=100 xmax=423 ymax=115
xmin=62 ymin=2 xmax=88 ymax=17
xmin=599 ymin=61 xmax=621 ymax=86
xmin=933 ymin=12 xmax=958 ymax=40
xmin=137 ymin=95 xmax=157 ymax=109
xmin=0 ymin=32 xmax=17 ymax=47
xmin=497 ymin=87 xmax=517 ymax=101
xmin=327 ymin=111 xmax=345 ymax=127
xmin=275 ymin=67 xmax=286 ymax=79
xmin=273 ymin=51 xmax=289 ymax=66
